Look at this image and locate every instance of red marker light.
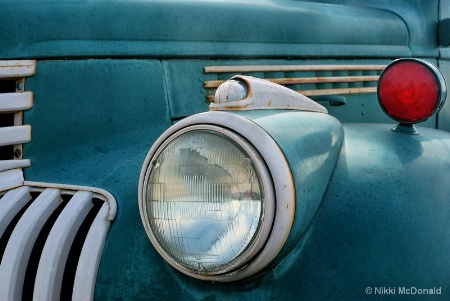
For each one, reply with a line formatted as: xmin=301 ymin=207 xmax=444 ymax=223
xmin=377 ymin=59 xmax=447 ymax=124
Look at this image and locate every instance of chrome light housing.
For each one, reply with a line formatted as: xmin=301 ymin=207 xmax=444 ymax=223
xmin=139 ymin=112 xmax=296 ymax=282
xmin=142 ymin=125 xmax=274 ymax=275
xmin=139 ymin=77 xmax=342 ymax=282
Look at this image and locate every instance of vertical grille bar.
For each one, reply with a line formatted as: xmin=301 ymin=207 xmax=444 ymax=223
xmin=0 ymin=186 xmax=32 ymax=238
xmin=0 ymin=188 xmax=62 ymax=301
xmin=72 ymin=202 xmax=112 ymax=301
xmin=33 ymin=191 xmax=94 ymax=300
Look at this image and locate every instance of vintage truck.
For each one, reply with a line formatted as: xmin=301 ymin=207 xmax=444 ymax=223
xmin=0 ymin=0 xmax=450 ymax=300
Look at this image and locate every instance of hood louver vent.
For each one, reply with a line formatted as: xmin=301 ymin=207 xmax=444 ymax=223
xmin=204 ymin=64 xmax=386 ymax=103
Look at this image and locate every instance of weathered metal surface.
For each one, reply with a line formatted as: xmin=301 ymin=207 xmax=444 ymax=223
xmin=205 ymin=75 xmax=380 ymax=88
xmin=204 ymin=64 xmax=386 ymax=73
xmin=210 ymin=76 xmax=328 ymax=113
xmin=0 ymin=125 xmax=31 ymax=147
xmin=207 ymin=87 xmax=377 ymax=102
xmin=0 ymin=92 xmax=33 ymax=113
xmin=205 ymin=64 xmax=384 ymax=103
xmin=0 ymin=2 xmax=410 ymax=59
xmin=163 ymin=59 xmax=394 ymax=123
xmin=0 ymin=159 xmax=31 ymax=172
xmin=0 ymin=60 xmax=36 ymax=78
xmin=276 ymin=123 xmax=450 ymax=299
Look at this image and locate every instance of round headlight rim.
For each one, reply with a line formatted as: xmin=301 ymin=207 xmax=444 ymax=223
xmin=138 ymin=111 xmax=296 ymax=282
xmin=140 ymin=124 xmax=276 ymax=277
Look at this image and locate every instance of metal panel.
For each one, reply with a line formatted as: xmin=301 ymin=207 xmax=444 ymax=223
xmin=72 ymin=202 xmax=111 ymax=301
xmin=33 ymin=191 xmax=94 ymax=301
xmin=0 ymin=60 xmax=36 ymax=78
xmin=0 ymin=125 xmax=31 ymax=147
xmin=0 ymin=186 xmax=31 ymax=237
xmin=0 ymin=92 xmax=33 ymax=112
xmin=0 ymin=188 xmax=61 ymax=301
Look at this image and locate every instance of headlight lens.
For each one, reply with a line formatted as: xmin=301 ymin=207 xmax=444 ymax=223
xmin=142 ymin=125 xmax=274 ymax=275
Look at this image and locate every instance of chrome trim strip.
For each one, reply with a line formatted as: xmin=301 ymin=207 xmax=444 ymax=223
xmin=0 ymin=92 xmax=33 ymax=113
xmin=204 ymin=64 xmax=386 ymax=73
xmin=0 ymin=159 xmax=31 ymax=173
xmin=0 ymin=60 xmax=36 ymax=79
xmin=0 ymin=125 xmax=31 ymax=147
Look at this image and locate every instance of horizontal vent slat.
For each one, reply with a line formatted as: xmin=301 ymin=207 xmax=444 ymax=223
xmin=0 ymin=188 xmax=61 ymax=301
xmin=0 ymin=169 xmax=24 ymax=191
xmin=0 ymin=159 xmax=31 ymax=172
xmin=0 ymin=125 xmax=31 ymax=147
xmin=298 ymin=87 xmax=378 ymax=96
xmin=0 ymin=92 xmax=33 ymax=113
xmin=0 ymin=60 xmax=36 ymax=79
xmin=204 ymin=75 xmax=380 ymax=88
xmin=204 ymin=64 xmax=386 ymax=73
xmin=72 ymin=202 xmax=112 ymax=301
xmin=34 ymin=191 xmax=94 ymax=301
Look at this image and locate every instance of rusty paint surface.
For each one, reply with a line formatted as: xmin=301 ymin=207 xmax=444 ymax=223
xmin=205 ymin=76 xmax=380 ymax=88
xmin=0 ymin=60 xmax=36 ymax=79
xmin=207 ymin=87 xmax=377 ymax=103
xmin=204 ymin=64 xmax=386 ymax=73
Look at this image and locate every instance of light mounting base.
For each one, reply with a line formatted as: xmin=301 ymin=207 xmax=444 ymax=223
xmin=390 ymin=123 xmax=420 ymax=135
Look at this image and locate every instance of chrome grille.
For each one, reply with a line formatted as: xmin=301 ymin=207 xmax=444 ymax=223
xmin=0 ymin=183 xmax=116 ymax=301
xmin=0 ymin=60 xmax=34 ymax=190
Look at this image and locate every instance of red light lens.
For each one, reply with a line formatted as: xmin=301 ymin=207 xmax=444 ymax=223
xmin=378 ymin=60 xmax=442 ymax=123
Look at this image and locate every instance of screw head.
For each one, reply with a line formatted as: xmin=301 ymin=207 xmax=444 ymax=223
xmin=14 ymin=148 xmax=22 ymax=158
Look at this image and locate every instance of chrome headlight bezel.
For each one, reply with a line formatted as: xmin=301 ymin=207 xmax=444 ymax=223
xmin=138 ymin=111 xmax=295 ymax=282
xmin=140 ymin=124 xmax=275 ymax=276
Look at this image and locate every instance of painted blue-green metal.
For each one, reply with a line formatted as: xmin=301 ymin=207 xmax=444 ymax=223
xmin=164 ymin=58 xmax=438 ymax=128
xmin=273 ymin=123 xmax=450 ymax=300
xmin=93 ymin=121 xmax=450 ymax=300
xmin=0 ymin=0 xmax=409 ymax=59
xmin=0 ymin=0 xmax=448 ymax=299
xmin=23 ymin=60 xmax=174 ymax=301
xmin=233 ymin=110 xmax=343 ymax=264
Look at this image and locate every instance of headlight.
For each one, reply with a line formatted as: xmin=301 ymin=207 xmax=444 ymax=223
xmin=139 ymin=112 xmax=297 ymax=282
xmin=142 ymin=125 xmax=274 ymax=275
xmin=139 ymin=77 xmax=343 ymax=282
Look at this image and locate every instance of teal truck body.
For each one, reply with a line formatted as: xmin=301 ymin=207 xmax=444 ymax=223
xmin=0 ymin=1 xmax=449 ymax=300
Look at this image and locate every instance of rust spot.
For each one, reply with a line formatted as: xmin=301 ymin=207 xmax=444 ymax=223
xmin=209 ymin=104 xmax=250 ymax=111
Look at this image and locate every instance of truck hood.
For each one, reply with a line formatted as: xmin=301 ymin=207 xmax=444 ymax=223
xmin=0 ymin=0 xmax=409 ymax=59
